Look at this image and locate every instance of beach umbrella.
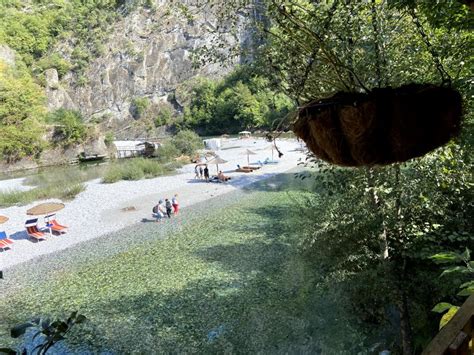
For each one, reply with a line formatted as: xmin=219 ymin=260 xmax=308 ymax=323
xmin=244 ymin=149 xmax=257 ymax=166
xmin=207 ymin=156 xmax=228 ymax=173
xmin=27 ymin=202 xmax=65 ymax=216
xmin=27 ymin=202 xmax=65 ymax=236
xmin=0 ymin=215 xmax=9 ymax=224
xmin=263 ymin=144 xmax=277 ymax=161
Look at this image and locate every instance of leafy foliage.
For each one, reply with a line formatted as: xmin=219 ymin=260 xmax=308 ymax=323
xmin=130 ymin=97 xmax=150 ymax=120
xmin=0 ymin=60 xmax=46 ymax=162
xmin=171 ymin=129 xmax=203 ymax=156
xmin=154 ymin=106 xmax=173 ymax=127
xmin=188 ymin=1 xmax=472 ymax=103
xmin=185 ymin=1 xmax=473 ymax=351
xmin=102 ymin=158 xmax=174 ymax=183
xmin=47 ymin=109 xmax=88 ymax=146
xmin=429 ymin=247 xmax=474 ymax=327
xmin=181 ymin=66 xmax=294 ymax=134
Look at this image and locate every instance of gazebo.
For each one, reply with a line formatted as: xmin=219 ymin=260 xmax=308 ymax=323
xmin=238 ymin=131 xmax=251 ymax=139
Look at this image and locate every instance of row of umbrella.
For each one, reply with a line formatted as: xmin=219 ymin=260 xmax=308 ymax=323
xmin=205 ymin=145 xmax=278 ymax=172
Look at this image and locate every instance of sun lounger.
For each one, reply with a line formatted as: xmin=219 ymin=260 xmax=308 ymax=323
xmin=0 ymin=240 xmax=9 ymax=250
xmin=45 ymin=214 xmax=67 ymax=234
xmin=0 ymin=231 xmax=13 ymax=250
xmin=264 ymin=158 xmax=279 ymax=164
xmin=25 ymin=218 xmax=46 ymax=241
xmin=242 ymin=166 xmax=261 ymax=170
xmin=236 ymin=165 xmax=253 ymax=173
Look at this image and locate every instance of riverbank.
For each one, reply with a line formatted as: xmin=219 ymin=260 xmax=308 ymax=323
xmin=0 ymin=138 xmax=305 ymax=269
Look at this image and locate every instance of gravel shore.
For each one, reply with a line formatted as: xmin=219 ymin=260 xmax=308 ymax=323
xmin=0 ymin=138 xmax=305 ymax=270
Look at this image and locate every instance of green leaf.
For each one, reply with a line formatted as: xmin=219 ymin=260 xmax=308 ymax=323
xmin=457 ymin=287 xmax=474 ymax=296
xmin=459 ymin=280 xmax=474 ymax=288
xmin=440 ymin=266 xmax=468 ymax=276
xmin=432 ymin=302 xmax=454 ymax=313
xmin=439 ymin=306 xmax=459 ymax=329
xmin=430 ymin=252 xmax=461 ymax=264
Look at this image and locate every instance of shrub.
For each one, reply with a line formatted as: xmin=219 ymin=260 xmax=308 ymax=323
xmin=156 ymin=142 xmax=180 ymax=163
xmin=130 ymin=97 xmax=149 ymax=119
xmin=47 ymin=109 xmax=87 ymax=146
xmin=136 ymin=159 xmax=164 ymax=177
xmin=121 ymin=164 xmax=145 ymax=180
xmin=154 ymin=107 xmax=173 ymax=127
xmin=172 ymin=129 xmax=202 ymax=156
xmin=104 ymin=132 xmax=114 ymax=147
xmin=0 ymin=183 xmax=85 ymax=207
xmin=62 ymin=183 xmax=86 ymax=199
xmin=102 ymin=158 xmax=168 ymax=184
xmin=36 ymin=53 xmax=71 ymax=78
xmin=102 ymin=165 xmax=123 ymax=184
xmin=0 ymin=119 xmax=46 ymax=163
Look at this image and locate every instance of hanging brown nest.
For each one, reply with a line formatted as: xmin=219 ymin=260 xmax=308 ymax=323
xmin=293 ymin=84 xmax=463 ymax=167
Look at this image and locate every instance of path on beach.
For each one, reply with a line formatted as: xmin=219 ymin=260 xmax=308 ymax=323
xmin=0 ymin=138 xmax=305 ymax=269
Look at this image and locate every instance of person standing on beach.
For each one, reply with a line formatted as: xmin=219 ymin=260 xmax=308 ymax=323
xmin=194 ymin=165 xmax=199 ymax=179
xmin=199 ymin=166 xmax=204 ymax=179
xmin=204 ymin=165 xmax=209 ymax=182
xmin=172 ymin=194 xmax=179 ymax=215
xmin=153 ymin=200 xmax=165 ymax=222
xmin=165 ymin=198 xmax=173 ymax=218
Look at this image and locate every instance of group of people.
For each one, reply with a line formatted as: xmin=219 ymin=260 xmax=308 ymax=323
xmin=153 ymin=194 xmax=179 ymax=222
xmin=194 ymin=164 xmax=210 ymax=181
xmin=194 ymin=164 xmax=231 ymax=183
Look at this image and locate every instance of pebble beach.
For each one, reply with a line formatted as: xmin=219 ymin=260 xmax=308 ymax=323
xmin=0 ymin=138 xmax=306 ymax=270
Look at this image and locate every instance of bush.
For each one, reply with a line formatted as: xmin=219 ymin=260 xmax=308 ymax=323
xmin=0 ymin=122 xmax=45 ymax=163
xmin=0 ymin=183 xmax=85 ymax=207
xmin=104 ymin=132 xmax=114 ymax=147
xmin=136 ymin=159 xmax=164 ymax=177
xmin=172 ymin=129 xmax=202 ymax=156
xmin=102 ymin=165 xmax=123 ymax=184
xmin=130 ymin=97 xmax=149 ymax=119
xmin=154 ymin=107 xmax=173 ymax=127
xmin=102 ymin=158 xmax=169 ymax=184
xmin=36 ymin=53 xmax=71 ymax=78
xmin=47 ymin=109 xmax=87 ymax=146
xmin=156 ymin=142 xmax=180 ymax=163
xmin=121 ymin=164 xmax=145 ymax=180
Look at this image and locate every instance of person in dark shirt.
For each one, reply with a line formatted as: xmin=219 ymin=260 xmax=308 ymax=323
xmin=165 ymin=199 xmax=173 ymax=218
xmin=204 ymin=165 xmax=210 ymax=182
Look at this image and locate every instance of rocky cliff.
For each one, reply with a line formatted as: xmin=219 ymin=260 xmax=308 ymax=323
xmin=46 ymin=1 xmax=247 ymax=136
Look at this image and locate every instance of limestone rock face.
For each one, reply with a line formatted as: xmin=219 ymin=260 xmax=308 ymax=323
xmin=49 ymin=2 xmax=245 ymax=125
xmin=0 ymin=45 xmax=16 ymax=66
xmin=45 ymin=68 xmax=76 ymax=111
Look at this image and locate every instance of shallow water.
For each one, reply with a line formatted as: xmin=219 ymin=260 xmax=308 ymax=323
xmin=0 ymin=171 xmax=319 ymax=353
xmin=0 ymin=161 xmax=109 ymax=185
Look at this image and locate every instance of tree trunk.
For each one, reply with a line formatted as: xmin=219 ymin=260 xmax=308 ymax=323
xmin=366 ymin=168 xmax=389 ymax=259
